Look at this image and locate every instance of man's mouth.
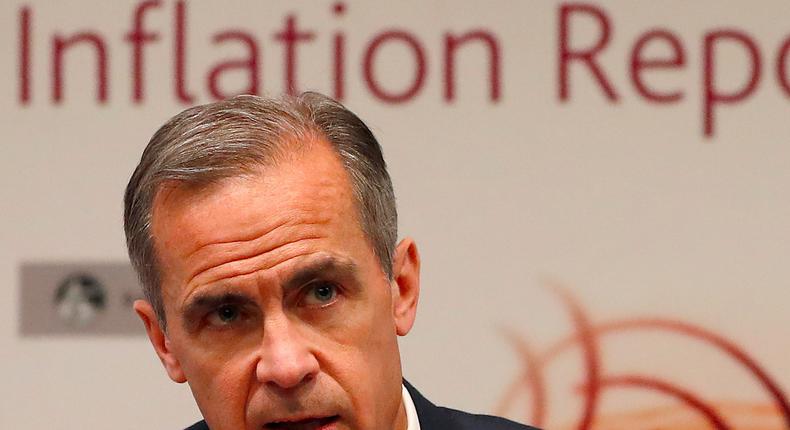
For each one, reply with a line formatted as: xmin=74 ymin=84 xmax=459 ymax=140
xmin=265 ymin=415 xmax=339 ymax=430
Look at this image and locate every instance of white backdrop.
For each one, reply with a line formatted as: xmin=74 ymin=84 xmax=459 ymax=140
xmin=2 ymin=1 xmax=789 ymax=429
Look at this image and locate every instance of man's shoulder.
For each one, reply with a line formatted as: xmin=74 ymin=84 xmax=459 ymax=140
xmin=435 ymin=405 xmax=539 ymax=430
xmin=404 ymin=381 xmax=539 ymax=430
xmin=184 ymin=420 xmax=208 ymax=430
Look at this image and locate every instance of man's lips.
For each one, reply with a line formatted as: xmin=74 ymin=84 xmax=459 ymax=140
xmin=265 ymin=415 xmax=339 ymax=430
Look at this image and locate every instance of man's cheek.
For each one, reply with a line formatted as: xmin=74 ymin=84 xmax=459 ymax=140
xmin=188 ymin=364 xmax=252 ymax=427
xmin=180 ymin=345 xmax=254 ymax=394
xmin=304 ymin=298 xmax=374 ymax=346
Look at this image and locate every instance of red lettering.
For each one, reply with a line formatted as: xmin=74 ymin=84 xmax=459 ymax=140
xmin=629 ymin=30 xmax=685 ymax=103
xmin=125 ymin=0 xmax=161 ymax=103
xmin=207 ymin=31 xmax=260 ymax=100
xmin=332 ymin=2 xmax=347 ymax=100
xmin=444 ymin=30 xmax=501 ymax=102
xmin=274 ymin=15 xmax=316 ymax=95
xmin=174 ymin=0 xmax=195 ymax=104
xmin=703 ymin=30 xmax=761 ymax=137
xmin=52 ymin=32 xmax=108 ymax=103
xmin=558 ymin=3 xmax=618 ymax=101
xmin=19 ymin=6 xmax=31 ymax=104
xmin=363 ymin=30 xmax=427 ymax=103
xmin=333 ymin=33 xmax=345 ymax=100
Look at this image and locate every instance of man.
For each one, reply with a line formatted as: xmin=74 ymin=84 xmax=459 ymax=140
xmin=124 ymin=92 xmax=538 ymax=430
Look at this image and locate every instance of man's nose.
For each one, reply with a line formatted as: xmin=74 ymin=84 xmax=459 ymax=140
xmin=256 ymin=316 xmax=320 ymax=389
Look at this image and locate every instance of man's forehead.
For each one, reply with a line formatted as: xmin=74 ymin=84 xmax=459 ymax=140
xmin=148 ymin=139 xmax=360 ymax=271
xmin=152 ymin=138 xmax=350 ymax=217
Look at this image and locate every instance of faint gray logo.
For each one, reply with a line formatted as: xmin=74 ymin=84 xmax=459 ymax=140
xmin=20 ymin=262 xmax=142 ymax=336
xmin=54 ymin=273 xmax=107 ymax=327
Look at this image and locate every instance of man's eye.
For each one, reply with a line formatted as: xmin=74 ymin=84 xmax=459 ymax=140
xmin=303 ymin=282 xmax=338 ymax=306
xmin=207 ymin=304 xmax=241 ymax=326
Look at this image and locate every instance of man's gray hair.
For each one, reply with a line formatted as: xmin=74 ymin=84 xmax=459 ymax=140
xmin=123 ymin=92 xmax=397 ymax=327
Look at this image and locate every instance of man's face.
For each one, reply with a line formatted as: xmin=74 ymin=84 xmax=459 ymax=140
xmin=135 ymin=140 xmax=420 ymax=430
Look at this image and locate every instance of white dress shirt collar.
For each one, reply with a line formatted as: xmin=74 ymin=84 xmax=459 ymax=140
xmin=402 ymin=384 xmax=421 ymax=430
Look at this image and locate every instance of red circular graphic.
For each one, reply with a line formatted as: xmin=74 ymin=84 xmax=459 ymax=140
xmin=497 ymin=283 xmax=789 ymax=429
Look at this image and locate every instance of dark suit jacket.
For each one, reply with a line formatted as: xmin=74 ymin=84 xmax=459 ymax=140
xmin=403 ymin=380 xmax=538 ymax=430
xmin=185 ymin=381 xmax=539 ymax=430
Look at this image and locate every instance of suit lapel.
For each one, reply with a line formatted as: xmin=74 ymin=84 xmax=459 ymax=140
xmin=403 ymin=380 xmax=460 ymax=430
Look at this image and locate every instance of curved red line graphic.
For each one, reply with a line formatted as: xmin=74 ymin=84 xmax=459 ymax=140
xmin=593 ymin=375 xmax=732 ymax=430
xmin=498 ymin=285 xmax=789 ymax=429
xmin=540 ymin=318 xmax=790 ymax=428
xmin=500 ymin=329 xmax=547 ymax=426
xmin=549 ymin=284 xmax=600 ymax=430
xmin=496 ymin=378 xmax=526 ymax=424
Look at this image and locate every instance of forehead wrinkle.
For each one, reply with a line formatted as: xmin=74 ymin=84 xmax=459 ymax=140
xmin=181 ymin=213 xmax=335 ymax=298
xmin=183 ymin=217 xmax=329 ymax=281
xmin=183 ymin=216 xmax=292 ymax=262
xmin=185 ymin=233 xmax=325 ymax=294
xmin=174 ymin=170 xmax=347 ymax=270
xmin=175 ymin=193 xmax=340 ymax=290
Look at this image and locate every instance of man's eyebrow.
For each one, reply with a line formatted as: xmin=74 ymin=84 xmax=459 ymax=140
xmin=283 ymin=256 xmax=359 ymax=291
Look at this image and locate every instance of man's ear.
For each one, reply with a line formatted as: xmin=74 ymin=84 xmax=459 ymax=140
xmin=133 ymin=300 xmax=187 ymax=383
xmin=391 ymin=238 xmax=420 ymax=336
